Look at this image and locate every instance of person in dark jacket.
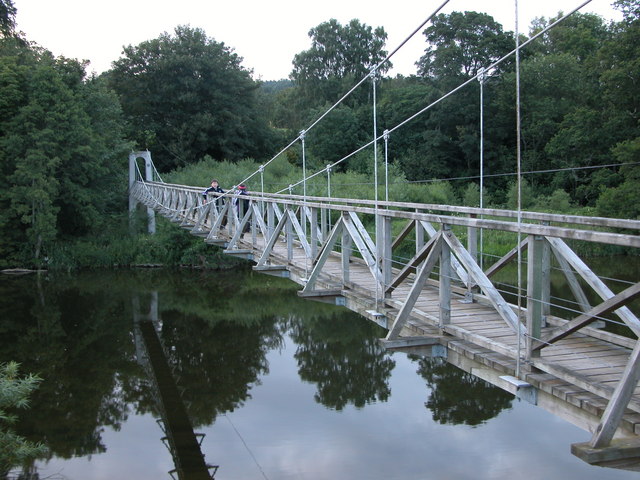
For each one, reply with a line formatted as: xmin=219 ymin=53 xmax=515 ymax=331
xmin=202 ymin=179 xmax=224 ymax=202
xmin=202 ymin=179 xmax=226 ymax=226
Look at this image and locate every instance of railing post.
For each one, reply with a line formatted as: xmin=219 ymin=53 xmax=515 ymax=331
xmin=267 ymin=203 xmax=274 ymax=239
xmin=251 ymin=199 xmax=257 ymax=246
xmin=526 ymin=233 xmax=546 ymax=359
xmin=382 ymin=215 xmax=392 ymax=296
xmin=439 ymin=224 xmax=452 ymax=330
xmin=342 ymin=213 xmax=351 ymax=285
xmin=415 ymin=209 xmax=424 ymax=254
xmin=320 ymin=207 xmax=328 ymax=243
xmin=311 ymin=207 xmax=318 ymax=260
xmin=541 ymin=228 xmax=551 ymax=320
xmin=286 ymin=207 xmax=293 ymax=262
xmin=468 ymin=213 xmax=478 ymax=264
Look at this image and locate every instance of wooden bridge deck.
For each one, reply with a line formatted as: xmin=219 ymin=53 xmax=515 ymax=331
xmin=204 ymin=223 xmax=640 ymax=446
xmin=128 ymin=168 xmax=640 ymax=468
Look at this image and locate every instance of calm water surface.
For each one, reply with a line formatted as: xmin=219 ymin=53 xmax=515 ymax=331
xmin=0 ymin=269 xmax=637 ymax=480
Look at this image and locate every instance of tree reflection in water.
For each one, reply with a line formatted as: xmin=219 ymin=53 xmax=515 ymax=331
xmin=289 ymin=312 xmax=395 ymax=410
xmin=157 ymin=311 xmax=282 ymax=428
xmin=0 ymin=269 xmax=395 ymax=466
xmin=412 ymin=355 xmax=514 ymax=426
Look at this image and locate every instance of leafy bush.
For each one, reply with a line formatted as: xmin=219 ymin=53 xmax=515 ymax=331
xmin=0 ymin=362 xmax=47 ymax=473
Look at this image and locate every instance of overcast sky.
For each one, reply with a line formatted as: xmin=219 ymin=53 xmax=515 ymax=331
xmin=12 ymin=0 xmax=621 ymax=80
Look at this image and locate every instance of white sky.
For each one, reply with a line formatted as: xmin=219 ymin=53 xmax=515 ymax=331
xmin=12 ymin=0 xmax=621 ymax=80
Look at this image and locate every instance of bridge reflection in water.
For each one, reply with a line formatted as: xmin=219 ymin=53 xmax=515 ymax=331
xmin=133 ymin=292 xmax=218 ymax=480
xmin=130 ymin=150 xmax=640 ymax=470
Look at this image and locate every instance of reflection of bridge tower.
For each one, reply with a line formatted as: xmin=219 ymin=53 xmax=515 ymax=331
xmin=133 ymin=292 xmax=218 ymax=480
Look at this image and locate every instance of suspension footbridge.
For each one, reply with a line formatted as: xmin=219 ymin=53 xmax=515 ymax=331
xmin=126 ymin=0 xmax=640 ymax=470
xmin=129 ymin=150 xmax=640 ymax=470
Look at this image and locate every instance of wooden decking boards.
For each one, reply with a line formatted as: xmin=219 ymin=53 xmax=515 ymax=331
xmin=136 ymin=186 xmax=640 ymax=468
xmin=215 ymin=227 xmax=640 ymax=432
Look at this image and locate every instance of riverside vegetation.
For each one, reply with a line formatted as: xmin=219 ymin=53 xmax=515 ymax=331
xmin=1 ymin=0 xmax=638 ymax=271
xmin=1 ymin=0 xmax=639 ymax=470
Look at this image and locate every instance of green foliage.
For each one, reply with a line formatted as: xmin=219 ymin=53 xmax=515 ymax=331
xmin=291 ymin=18 xmax=389 ymax=108
xmin=414 ymin=356 xmax=513 ymax=426
xmin=596 ymin=138 xmax=640 ymax=219
xmin=596 ymin=179 xmax=640 ymax=219
xmin=305 ymin=105 xmax=368 ymax=170
xmin=543 ymin=189 xmax=573 ymax=212
xmin=505 ymin=178 xmax=535 ymax=210
xmin=529 ymin=12 xmax=610 ymax=62
xmin=0 ymin=38 xmax=129 ymax=268
xmin=109 ymin=25 xmax=275 ymax=171
xmin=417 ymin=11 xmax=514 ymax=80
xmin=0 ymin=362 xmax=47 ymax=473
xmin=0 ymin=0 xmax=16 ymax=37
xmin=462 ymin=182 xmax=480 ymax=207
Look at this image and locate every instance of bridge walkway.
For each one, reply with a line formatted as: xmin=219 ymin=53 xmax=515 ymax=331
xmin=129 ymin=171 xmax=640 ymax=467
xmin=201 ymin=222 xmax=640 ymax=445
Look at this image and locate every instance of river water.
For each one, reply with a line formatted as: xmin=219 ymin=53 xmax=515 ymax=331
xmin=0 ymin=268 xmax=638 ymax=480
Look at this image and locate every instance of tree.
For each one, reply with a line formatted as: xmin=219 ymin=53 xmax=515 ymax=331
xmin=291 ymin=19 xmax=390 ymax=107
xmin=528 ymin=12 xmax=610 ymax=62
xmin=414 ymin=356 xmax=513 ymax=426
xmin=396 ymin=12 xmax=516 ymax=185
xmin=305 ymin=105 xmax=368 ymax=170
xmin=614 ymin=0 xmax=640 ymax=21
xmin=0 ymin=362 xmax=46 ymax=475
xmin=0 ymin=39 xmax=128 ymax=266
xmin=0 ymin=0 xmax=16 ymax=37
xmin=417 ymin=11 xmax=514 ymax=81
xmin=109 ymin=25 xmax=274 ymax=171
xmin=596 ymin=138 xmax=640 ymax=218
xmin=289 ymin=313 xmax=394 ymax=411
xmin=598 ymin=3 xmax=640 ymax=134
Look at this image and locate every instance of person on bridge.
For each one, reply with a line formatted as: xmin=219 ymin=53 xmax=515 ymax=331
xmin=202 ymin=179 xmax=224 ymax=203
xmin=202 ymin=179 xmax=227 ymax=227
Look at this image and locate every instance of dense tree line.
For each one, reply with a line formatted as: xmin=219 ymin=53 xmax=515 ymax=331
xmin=0 ymin=0 xmax=638 ymax=269
xmin=269 ymin=4 xmax=639 ymax=213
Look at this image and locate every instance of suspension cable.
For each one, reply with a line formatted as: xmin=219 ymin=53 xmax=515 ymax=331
xmin=278 ymin=1 xmax=594 ymax=196
xmin=515 ymin=0 xmax=523 ymax=378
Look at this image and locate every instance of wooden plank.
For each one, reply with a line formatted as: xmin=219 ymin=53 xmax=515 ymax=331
xmin=443 ymin=230 xmax=525 ymax=340
xmin=391 ymin=219 xmax=415 ymax=251
xmin=385 ymin=234 xmax=443 ymax=340
xmin=386 ymin=233 xmax=438 ymax=294
xmin=244 ymin=189 xmax=640 ymax=231
xmin=343 ymin=215 xmax=382 ymax=284
xmin=286 ymin=208 xmax=312 ymax=259
xmin=440 ymin=230 xmax=451 ymax=326
xmin=591 ymin=341 xmax=640 ymax=447
xmin=303 ymin=218 xmax=344 ymax=292
xmin=420 ymin=221 xmax=469 ymax=284
xmin=532 ymin=358 xmax=640 ymax=414
xmin=484 ymin=237 xmax=528 ymax=279
xmin=547 ymin=237 xmax=640 ymax=337
xmin=347 ymin=211 xmax=376 ymax=257
xmin=545 ymin=316 xmax=635 ymax=349
xmin=442 ymin=324 xmax=518 ymax=358
xmin=255 ymin=209 xmax=289 ymax=266
xmin=536 ymin=282 xmax=640 ymax=350
xmin=552 ymin=243 xmax=592 ymax=313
